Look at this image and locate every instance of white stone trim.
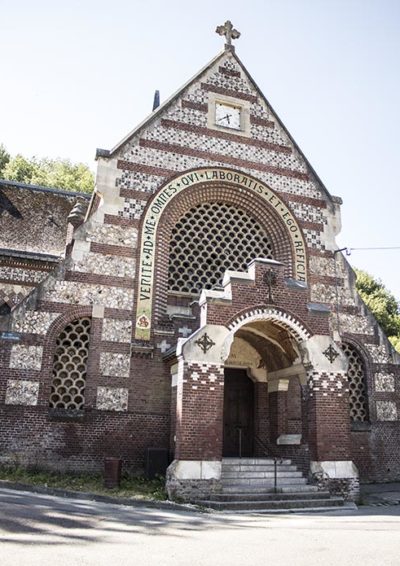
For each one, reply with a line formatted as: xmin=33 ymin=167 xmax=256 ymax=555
xmin=268 ymin=363 xmax=306 ymax=381
xmin=207 ymin=92 xmax=251 ymax=137
xmin=277 ymin=434 xmax=302 ymax=445
xmin=268 ymin=379 xmax=290 ymax=392
xmin=92 ymin=304 xmax=105 ymax=318
xmin=170 ymin=460 xmax=222 ymax=480
xmin=310 ymin=460 xmax=359 ymax=479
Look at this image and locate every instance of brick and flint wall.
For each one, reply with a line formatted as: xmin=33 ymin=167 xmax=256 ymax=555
xmin=0 ymin=48 xmax=399 ymax=479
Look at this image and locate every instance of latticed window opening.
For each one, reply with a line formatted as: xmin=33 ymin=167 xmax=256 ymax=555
xmin=341 ymin=342 xmax=369 ymax=422
xmin=168 ymin=202 xmax=274 ymax=294
xmin=49 ymin=318 xmax=91 ymax=410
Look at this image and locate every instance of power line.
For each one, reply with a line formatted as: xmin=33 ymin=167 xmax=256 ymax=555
xmin=334 ymin=246 xmax=400 ymax=256
xmin=348 ymin=246 xmax=400 ymax=251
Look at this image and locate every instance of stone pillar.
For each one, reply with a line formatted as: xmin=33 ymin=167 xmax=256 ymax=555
xmin=268 ymin=379 xmax=289 ymax=442
xmin=166 ymin=325 xmax=230 ymax=501
xmin=254 ymin=379 xmax=269 ymax=454
xmin=302 ymin=335 xmax=360 ymax=501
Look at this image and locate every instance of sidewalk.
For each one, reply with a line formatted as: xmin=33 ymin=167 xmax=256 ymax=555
xmin=360 ymin=482 xmax=400 ymax=506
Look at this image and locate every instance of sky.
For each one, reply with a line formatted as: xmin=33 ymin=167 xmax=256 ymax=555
xmin=1 ymin=0 xmax=399 ymax=299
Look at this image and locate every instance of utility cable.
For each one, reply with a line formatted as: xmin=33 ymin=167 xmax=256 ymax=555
xmin=348 ymin=246 xmax=400 ymax=251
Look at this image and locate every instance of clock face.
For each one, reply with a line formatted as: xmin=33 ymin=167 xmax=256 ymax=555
xmin=215 ymin=102 xmax=241 ymax=130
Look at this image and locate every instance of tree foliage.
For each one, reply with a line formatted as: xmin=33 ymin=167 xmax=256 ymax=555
xmin=0 ymin=145 xmax=94 ymax=193
xmin=355 ymin=269 xmax=400 ymax=352
xmin=0 ymin=144 xmax=10 ymax=177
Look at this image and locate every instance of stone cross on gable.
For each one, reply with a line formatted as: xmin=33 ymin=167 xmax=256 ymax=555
xmin=216 ymin=20 xmax=241 ymax=47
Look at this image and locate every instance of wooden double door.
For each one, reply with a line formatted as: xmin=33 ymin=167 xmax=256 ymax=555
xmin=223 ymin=369 xmax=254 ymax=457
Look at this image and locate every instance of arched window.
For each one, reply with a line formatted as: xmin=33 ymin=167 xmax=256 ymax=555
xmin=49 ymin=318 xmax=91 ymax=410
xmin=341 ymin=342 xmax=369 ymax=422
xmin=0 ymin=302 xmax=11 ymax=316
xmin=168 ymin=202 xmax=274 ymax=294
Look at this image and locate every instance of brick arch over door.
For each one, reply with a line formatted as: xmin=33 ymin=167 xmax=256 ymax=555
xmin=134 ymin=167 xmax=308 ymax=340
xmin=225 ymin=305 xmax=312 ymax=345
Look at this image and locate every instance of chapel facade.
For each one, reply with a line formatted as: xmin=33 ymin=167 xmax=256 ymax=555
xmin=1 ymin=24 xmax=399 ymax=502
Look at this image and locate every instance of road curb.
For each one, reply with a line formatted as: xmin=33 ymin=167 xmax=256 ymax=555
xmin=0 ymin=480 xmax=207 ymax=514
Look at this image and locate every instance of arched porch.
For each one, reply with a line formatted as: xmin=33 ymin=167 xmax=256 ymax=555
xmin=166 ymin=294 xmax=359 ymax=502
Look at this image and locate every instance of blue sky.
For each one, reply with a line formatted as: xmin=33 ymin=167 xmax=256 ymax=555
xmin=1 ymin=0 xmax=399 ymax=299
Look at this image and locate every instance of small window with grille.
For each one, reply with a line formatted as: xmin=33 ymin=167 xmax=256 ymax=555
xmin=341 ymin=342 xmax=369 ymax=422
xmin=49 ymin=318 xmax=91 ymax=411
xmin=168 ymin=202 xmax=274 ymax=294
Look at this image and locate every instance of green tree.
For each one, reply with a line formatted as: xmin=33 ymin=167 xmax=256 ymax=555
xmin=355 ymin=269 xmax=400 ymax=353
xmin=1 ymin=148 xmax=94 ymax=193
xmin=2 ymin=154 xmax=39 ymax=184
xmin=0 ymin=144 xmax=11 ymax=177
xmin=390 ymin=335 xmax=400 ymax=353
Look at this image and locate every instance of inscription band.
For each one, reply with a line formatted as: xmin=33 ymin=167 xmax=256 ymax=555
xmin=135 ymin=168 xmax=307 ymax=340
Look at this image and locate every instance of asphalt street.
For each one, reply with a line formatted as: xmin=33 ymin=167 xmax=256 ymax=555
xmin=1 ymin=487 xmax=400 ymax=566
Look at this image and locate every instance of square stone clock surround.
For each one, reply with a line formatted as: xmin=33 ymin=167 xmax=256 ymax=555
xmin=207 ymin=92 xmax=251 ymax=137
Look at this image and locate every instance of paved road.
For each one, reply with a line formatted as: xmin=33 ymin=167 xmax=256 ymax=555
xmin=1 ymin=487 xmax=400 ymax=566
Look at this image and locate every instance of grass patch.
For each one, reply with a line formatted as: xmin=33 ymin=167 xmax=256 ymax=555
xmin=0 ymin=466 xmax=167 ymax=501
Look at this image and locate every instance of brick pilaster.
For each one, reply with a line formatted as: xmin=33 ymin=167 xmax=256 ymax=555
xmin=175 ymin=361 xmax=224 ymax=460
xmin=307 ymin=371 xmax=352 ymax=461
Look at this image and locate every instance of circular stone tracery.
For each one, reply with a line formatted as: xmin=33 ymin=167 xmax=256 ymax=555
xmin=168 ymin=202 xmax=274 ymax=294
xmin=49 ymin=318 xmax=91 ymax=410
xmin=341 ymin=342 xmax=368 ymax=422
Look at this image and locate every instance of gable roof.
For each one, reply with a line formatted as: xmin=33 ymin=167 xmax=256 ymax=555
xmin=103 ymin=46 xmax=336 ymax=203
xmin=0 ymin=179 xmax=90 ymax=256
xmin=107 ymin=49 xmax=226 ymax=157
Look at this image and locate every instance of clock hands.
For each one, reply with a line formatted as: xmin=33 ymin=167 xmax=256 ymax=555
xmin=215 ymin=104 xmax=240 ymax=129
xmin=217 ymin=113 xmax=231 ymax=124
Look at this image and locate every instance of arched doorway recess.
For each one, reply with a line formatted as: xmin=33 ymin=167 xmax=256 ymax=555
xmin=222 ymin=319 xmax=307 ymax=459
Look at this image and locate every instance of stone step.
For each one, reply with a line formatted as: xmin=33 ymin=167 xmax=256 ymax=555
xmin=222 ymin=464 xmax=297 ymax=473
xmin=197 ymin=497 xmax=345 ymax=511
xmin=222 ymin=458 xmax=292 ymax=466
xmin=278 ymin=485 xmax=319 ymax=493
xmin=222 ymin=470 xmax=303 ymax=480
xmin=221 ymin=481 xmax=310 ymax=493
xmin=221 ymin=476 xmax=307 ymax=487
xmin=200 ymin=490 xmax=332 ymax=502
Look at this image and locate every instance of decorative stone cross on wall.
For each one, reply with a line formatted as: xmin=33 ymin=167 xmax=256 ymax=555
xmin=216 ymin=20 xmax=241 ymax=46
xmin=195 ymin=333 xmax=216 ymax=354
xmin=323 ymin=344 xmax=340 ymax=364
xmin=157 ymin=339 xmax=172 ymax=354
xmin=263 ymin=268 xmax=277 ymax=304
xmin=179 ymin=326 xmax=192 ymax=338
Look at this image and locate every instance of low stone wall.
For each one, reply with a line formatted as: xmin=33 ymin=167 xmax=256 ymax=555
xmin=166 ymin=460 xmax=222 ymax=501
xmin=310 ymin=461 xmax=360 ymax=502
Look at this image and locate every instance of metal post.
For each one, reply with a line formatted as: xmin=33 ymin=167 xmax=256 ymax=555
xmin=238 ymin=427 xmax=242 ymax=459
xmin=274 ymin=457 xmax=277 ymax=493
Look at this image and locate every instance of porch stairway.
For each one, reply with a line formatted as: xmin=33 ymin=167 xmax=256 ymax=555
xmin=194 ymin=458 xmax=348 ymax=512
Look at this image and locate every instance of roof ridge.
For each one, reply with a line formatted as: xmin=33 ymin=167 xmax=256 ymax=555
xmin=108 ymin=49 xmax=227 ymax=157
xmin=0 ymin=178 xmax=91 ymax=199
